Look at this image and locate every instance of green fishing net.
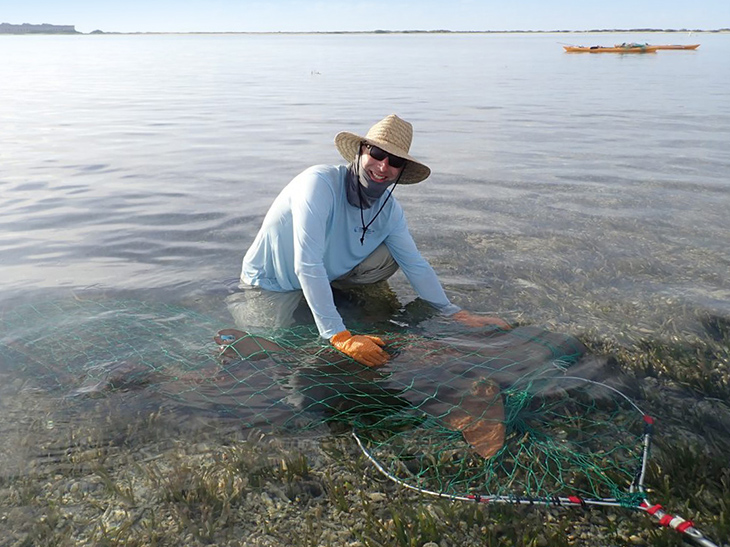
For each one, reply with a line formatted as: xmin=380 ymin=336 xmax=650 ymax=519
xmin=0 ymin=298 xmax=647 ymax=506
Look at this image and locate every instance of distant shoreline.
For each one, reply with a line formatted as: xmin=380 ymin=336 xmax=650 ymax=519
xmin=96 ymin=29 xmax=728 ymax=35
xmin=1 ymin=24 xmax=729 ymax=36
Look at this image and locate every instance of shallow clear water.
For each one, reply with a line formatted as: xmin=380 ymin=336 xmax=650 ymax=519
xmin=1 ymin=32 xmax=729 ymax=464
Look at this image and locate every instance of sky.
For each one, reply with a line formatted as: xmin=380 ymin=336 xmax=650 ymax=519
xmin=1 ymin=0 xmax=728 ymax=34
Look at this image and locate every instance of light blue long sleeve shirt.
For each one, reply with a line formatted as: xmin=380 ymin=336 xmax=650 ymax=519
xmin=241 ymin=164 xmax=460 ymax=338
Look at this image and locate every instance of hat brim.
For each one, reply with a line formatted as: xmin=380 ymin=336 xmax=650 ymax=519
xmin=334 ymin=131 xmax=431 ymax=185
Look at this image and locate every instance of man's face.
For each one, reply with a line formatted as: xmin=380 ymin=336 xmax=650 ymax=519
xmin=360 ymin=144 xmax=405 ymax=184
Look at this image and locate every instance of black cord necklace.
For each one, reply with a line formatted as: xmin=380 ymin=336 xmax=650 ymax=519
xmin=356 ymin=152 xmax=404 ymax=245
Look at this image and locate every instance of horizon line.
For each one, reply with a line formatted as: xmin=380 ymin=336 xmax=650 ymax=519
xmin=97 ymin=28 xmax=727 ymax=34
xmin=1 ymin=23 xmax=728 ymax=35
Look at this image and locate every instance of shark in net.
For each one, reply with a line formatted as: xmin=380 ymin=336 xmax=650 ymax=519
xmin=1 ymin=298 xmax=599 ymax=461
xmin=211 ymin=325 xmax=591 ymax=459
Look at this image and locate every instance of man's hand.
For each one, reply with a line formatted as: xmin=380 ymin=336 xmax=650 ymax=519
xmin=452 ymin=310 xmax=511 ymax=330
xmin=330 ymin=330 xmax=389 ymax=367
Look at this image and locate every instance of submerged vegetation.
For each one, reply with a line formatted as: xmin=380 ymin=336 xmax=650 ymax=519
xmin=1 ymin=373 xmax=728 ymax=546
xmin=1 ymin=280 xmax=729 ymax=546
xmin=1 ymin=232 xmax=728 ymax=546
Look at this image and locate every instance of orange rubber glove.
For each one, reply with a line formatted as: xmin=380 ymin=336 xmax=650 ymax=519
xmin=452 ymin=310 xmax=511 ymax=330
xmin=330 ymin=330 xmax=389 ymax=367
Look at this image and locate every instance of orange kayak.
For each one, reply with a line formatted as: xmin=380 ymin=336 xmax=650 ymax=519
xmin=564 ymin=45 xmax=659 ymax=53
xmin=633 ymin=44 xmax=700 ymax=50
xmin=613 ymin=44 xmax=700 ymax=49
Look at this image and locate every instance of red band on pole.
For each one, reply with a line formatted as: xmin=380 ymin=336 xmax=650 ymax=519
xmin=568 ymin=496 xmax=582 ymax=504
xmin=643 ymin=415 xmax=655 ymax=424
xmin=676 ymin=521 xmax=694 ymax=533
xmin=646 ymin=504 xmax=663 ymax=515
xmin=659 ymin=515 xmax=673 ymax=527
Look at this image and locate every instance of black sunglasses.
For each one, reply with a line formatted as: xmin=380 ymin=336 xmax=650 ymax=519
xmin=363 ymin=144 xmax=407 ymax=169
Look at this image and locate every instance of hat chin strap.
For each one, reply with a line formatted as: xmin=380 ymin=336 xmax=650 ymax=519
xmin=354 ymin=150 xmax=403 ymax=245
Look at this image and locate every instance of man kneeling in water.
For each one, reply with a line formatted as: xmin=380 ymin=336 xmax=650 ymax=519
xmin=228 ymin=115 xmax=509 ymax=368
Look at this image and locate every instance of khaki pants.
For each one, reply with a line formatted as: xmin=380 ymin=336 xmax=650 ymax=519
xmin=226 ymin=243 xmax=398 ymax=331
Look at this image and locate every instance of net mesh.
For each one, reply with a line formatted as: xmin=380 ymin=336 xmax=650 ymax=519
xmin=0 ymin=298 xmax=647 ymax=506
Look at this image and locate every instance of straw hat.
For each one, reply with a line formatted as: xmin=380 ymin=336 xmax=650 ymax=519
xmin=334 ymin=114 xmax=431 ymax=184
